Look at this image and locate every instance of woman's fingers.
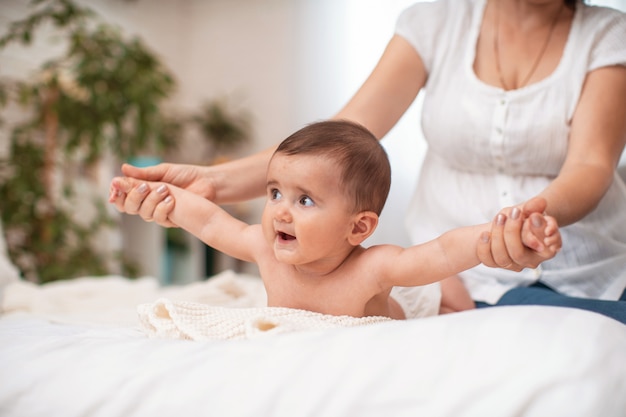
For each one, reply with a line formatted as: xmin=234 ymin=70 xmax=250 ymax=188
xmin=502 ymin=207 xmax=530 ymax=264
xmin=153 ymin=196 xmax=176 ymax=227
xmin=140 ymin=185 xmax=177 ymax=227
xmin=138 ymin=184 xmax=168 ymax=221
xmin=521 ymin=196 xmax=547 ymax=217
xmin=476 ymin=231 xmax=496 ymax=267
xmin=490 ymin=212 xmax=520 ymax=270
xmin=109 ymin=177 xmax=178 ymax=227
xmin=123 ymin=182 xmax=149 ymax=215
xmin=480 ymin=197 xmax=557 ymax=272
xmin=503 ymin=212 xmax=546 ymax=269
xmin=121 ymin=162 xmax=169 ymax=182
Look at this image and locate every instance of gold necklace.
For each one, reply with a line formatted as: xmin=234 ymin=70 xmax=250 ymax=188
xmin=493 ymin=1 xmax=563 ymax=90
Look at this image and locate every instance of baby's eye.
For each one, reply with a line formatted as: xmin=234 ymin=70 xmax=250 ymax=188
xmin=299 ymin=196 xmax=314 ymax=207
xmin=271 ymin=189 xmax=282 ymax=200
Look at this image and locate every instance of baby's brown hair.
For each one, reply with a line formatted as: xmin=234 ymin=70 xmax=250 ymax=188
xmin=274 ymin=120 xmax=391 ymax=215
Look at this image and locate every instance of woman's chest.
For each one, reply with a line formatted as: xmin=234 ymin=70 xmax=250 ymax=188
xmin=421 ymin=75 xmax=572 ymax=176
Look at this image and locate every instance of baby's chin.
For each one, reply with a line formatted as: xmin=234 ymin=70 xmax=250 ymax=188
xmin=271 ymin=245 xmax=302 ymax=265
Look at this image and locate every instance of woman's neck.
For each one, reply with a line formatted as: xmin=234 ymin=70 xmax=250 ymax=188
xmin=495 ymin=0 xmax=567 ymax=32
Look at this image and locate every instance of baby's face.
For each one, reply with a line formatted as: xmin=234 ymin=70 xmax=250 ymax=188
xmin=262 ymin=153 xmax=356 ymax=267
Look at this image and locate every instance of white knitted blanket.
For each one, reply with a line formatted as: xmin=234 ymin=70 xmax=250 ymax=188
xmin=137 ymin=298 xmax=392 ymax=341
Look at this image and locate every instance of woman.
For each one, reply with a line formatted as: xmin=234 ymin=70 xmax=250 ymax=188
xmin=114 ymin=0 xmax=626 ymax=323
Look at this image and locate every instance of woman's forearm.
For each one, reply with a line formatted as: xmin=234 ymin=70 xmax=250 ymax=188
xmin=537 ymin=162 xmax=616 ymax=227
xmin=540 ymin=66 xmax=626 ymax=227
xmin=209 ymin=146 xmax=277 ymax=204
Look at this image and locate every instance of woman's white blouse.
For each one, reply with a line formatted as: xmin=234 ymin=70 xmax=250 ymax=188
xmin=396 ymin=0 xmax=626 ymax=303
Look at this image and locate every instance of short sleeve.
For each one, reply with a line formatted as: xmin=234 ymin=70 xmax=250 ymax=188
xmin=394 ymin=0 xmax=476 ymax=73
xmin=585 ymin=7 xmax=626 ymax=71
xmin=394 ymin=1 xmax=450 ymax=72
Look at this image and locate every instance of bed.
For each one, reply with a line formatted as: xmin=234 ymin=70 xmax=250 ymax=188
xmin=1 ymin=230 xmax=625 ymax=417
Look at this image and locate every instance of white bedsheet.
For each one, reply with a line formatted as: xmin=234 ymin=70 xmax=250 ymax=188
xmin=1 ymin=270 xmax=267 ymax=326
xmin=1 ymin=301 xmax=625 ymax=417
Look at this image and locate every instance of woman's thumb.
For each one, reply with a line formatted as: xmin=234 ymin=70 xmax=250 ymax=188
xmin=522 ymin=196 xmax=547 ymax=216
xmin=121 ymin=162 xmax=167 ymax=181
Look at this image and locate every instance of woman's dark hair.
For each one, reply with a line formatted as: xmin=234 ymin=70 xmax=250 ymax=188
xmin=565 ymin=0 xmax=582 ymax=9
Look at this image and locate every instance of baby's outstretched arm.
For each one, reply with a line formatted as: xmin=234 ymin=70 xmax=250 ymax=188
xmin=109 ymin=176 xmax=261 ymax=263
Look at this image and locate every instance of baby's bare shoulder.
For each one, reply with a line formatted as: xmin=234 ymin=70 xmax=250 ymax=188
xmin=355 ymin=244 xmax=404 ymax=282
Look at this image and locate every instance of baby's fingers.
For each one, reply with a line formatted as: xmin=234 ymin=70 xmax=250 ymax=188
xmin=544 ymin=232 xmax=562 ymax=255
xmin=109 ymin=183 xmax=123 ymax=204
xmin=544 ymin=216 xmax=559 ymax=237
xmin=522 ymin=233 xmax=544 ymax=253
xmin=109 ymin=177 xmax=134 ymax=211
xmin=539 ymin=215 xmax=561 ymax=257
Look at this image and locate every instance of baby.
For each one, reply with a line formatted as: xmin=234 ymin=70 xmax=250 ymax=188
xmin=110 ymin=120 xmax=560 ymax=319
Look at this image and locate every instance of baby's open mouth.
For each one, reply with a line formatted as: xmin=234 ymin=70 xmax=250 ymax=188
xmin=278 ymin=232 xmax=296 ymax=241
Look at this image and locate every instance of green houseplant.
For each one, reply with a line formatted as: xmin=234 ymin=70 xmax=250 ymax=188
xmin=0 ymin=0 xmax=182 ymax=282
xmin=193 ymin=97 xmax=252 ymax=161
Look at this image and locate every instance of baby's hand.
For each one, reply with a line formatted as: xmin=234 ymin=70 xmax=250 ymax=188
xmin=109 ymin=177 xmax=132 ymax=206
xmin=521 ymin=212 xmax=562 ymax=259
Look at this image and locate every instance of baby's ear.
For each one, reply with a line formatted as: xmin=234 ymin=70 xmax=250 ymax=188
xmin=348 ymin=211 xmax=378 ymax=246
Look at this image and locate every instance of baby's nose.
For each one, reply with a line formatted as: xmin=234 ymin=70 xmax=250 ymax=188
xmin=275 ymin=203 xmax=292 ymax=223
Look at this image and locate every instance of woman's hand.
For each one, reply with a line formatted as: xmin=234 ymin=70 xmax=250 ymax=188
xmin=109 ymin=177 xmax=175 ymax=226
xmin=477 ymin=197 xmax=560 ymax=271
xmin=111 ymin=163 xmax=215 ymax=227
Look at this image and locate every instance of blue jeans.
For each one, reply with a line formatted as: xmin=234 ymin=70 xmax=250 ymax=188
xmin=475 ymin=282 xmax=626 ymax=325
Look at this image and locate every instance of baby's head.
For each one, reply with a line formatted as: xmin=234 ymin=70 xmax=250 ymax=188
xmin=273 ymin=120 xmax=391 ymax=215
